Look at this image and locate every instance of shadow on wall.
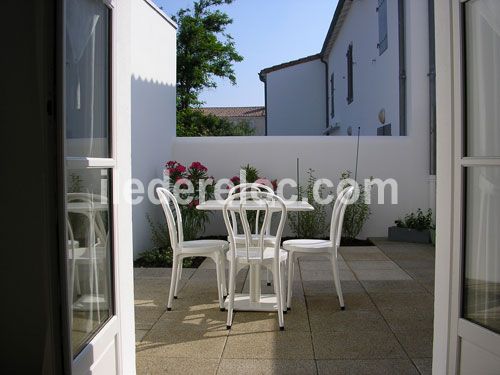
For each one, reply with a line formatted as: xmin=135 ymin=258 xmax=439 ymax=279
xmin=131 ymin=76 xmax=176 ymax=259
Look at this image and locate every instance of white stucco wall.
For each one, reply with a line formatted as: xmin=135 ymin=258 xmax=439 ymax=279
xmin=326 ymin=0 xmax=402 ymax=136
xmin=266 ymin=59 xmax=326 ymax=136
xmin=172 ymin=135 xmax=432 ymax=239
xmin=131 ymin=0 xmax=177 ymax=257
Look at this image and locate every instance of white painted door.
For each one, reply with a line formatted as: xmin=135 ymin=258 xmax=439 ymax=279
xmin=448 ymin=0 xmax=500 ymax=372
xmin=63 ymin=0 xmax=123 ymax=373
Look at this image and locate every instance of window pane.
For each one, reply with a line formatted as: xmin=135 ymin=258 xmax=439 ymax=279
xmin=465 ymin=0 xmax=500 ymax=157
xmin=67 ymin=168 xmax=113 ymax=355
xmin=65 ymin=0 xmax=110 ymax=158
xmin=463 ymin=166 xmax=500 ymax=333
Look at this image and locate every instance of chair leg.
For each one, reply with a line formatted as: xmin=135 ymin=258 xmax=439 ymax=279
xmin=215 ymin=254 xmax=224 ymax=311
xmin=221 ymin=254 xmax=227 ymax=297
xmin=266 ymin=268 xmax=271 ymax=286
xmin=226 ymin=260 xmax=236 ymax=329
xmin=287 ymin=253 xmax=294 ymax=310
xmin=174 ymin=260 xmax=182 ymax=299
xmin=274 ymin=262 xmax=284 ymax=330
xmin=330 ymin=254 xmax=345 ymax=310
xmin=281 ymin=261 xmax=287 ymax=314
xmin=167 ymin=255 xmax=179 ymax=311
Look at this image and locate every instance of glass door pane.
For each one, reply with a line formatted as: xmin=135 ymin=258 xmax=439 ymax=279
xmin=67 ymin=168 xmax=113 ymax=354
xmin=463 ymin=167 xmax=500 ymax=333
xmin=66 ymin=0 xmax=110 ymax=158
xmin=64 ymin=0 xmax=114 ymax=356
xmin=465 ymin=0 xmax=500 ymax=157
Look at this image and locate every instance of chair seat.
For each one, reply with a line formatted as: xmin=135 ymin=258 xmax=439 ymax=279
xmin=228 ymin=246 xmax=288 ymax=263
xmin=282 ymin=239 xmax=334 ymax=253
xmin=229 ymin=234 xmax=276 ymax=245
xmin=180 ymin=239 xmax=228 ymax=255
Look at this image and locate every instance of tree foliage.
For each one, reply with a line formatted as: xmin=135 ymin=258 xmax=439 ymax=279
xmin=177 ymin=108 xmax=254 ymax=137
xmin=173 ymin=0 xmax=243 ymax=111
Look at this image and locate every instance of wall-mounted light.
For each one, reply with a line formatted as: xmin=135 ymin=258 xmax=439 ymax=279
xmin=378 ymin=108 xmax=386 ymax=125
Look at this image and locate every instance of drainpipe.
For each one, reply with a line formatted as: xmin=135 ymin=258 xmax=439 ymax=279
xmin=320 ymin=57 xmax=330 ymax=133
xmin=428 ymin=0 xmax=436 ymax=175
xmin=398 ymin=0 xmax=407 ymax=136
xmin=259 ymin=72 xmax=268 ymax=136
xmin=428 ymin=0 xmax=437 ymax=215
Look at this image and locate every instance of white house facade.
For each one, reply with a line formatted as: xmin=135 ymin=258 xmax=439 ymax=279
xmin=324 ymin=0 xmax=402 ymax=136
xmin=260 ymin=0 xmax=434 ymax=140
xmin=260 ymin=55 xmax=327 ymax=136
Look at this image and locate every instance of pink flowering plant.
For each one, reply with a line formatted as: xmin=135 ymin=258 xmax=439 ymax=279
xmin=164 ymin=160 xmax=215 ymax=241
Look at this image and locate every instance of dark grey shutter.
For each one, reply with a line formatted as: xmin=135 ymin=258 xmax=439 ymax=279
xmin=377 ymin=0 xmax=388 ymax=55
xmin=347 ymin=44 xmax=353 ymax=104
xmin=330 ymin=73 xmax=335 ymax=118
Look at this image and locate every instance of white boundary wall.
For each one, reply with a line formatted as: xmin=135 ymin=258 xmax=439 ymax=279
xmin=172 ymin=135 xmax=432 ymax=238
xmin=131 ymin=0 xmax=177 ymax=257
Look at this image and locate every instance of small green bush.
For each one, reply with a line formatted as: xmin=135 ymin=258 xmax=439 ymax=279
xmin=395 ymin=208 xmax=434 ymax=231
xmin=288 ymin=169 xmax=330 ymax=239
xmin=341 ymin=171 xmax=371 ymax=240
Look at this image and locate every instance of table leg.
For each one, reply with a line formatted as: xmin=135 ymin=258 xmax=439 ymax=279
xmin=249 ymin=264 xmax=261 ymax=302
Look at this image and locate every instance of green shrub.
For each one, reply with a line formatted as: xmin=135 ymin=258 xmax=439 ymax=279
xmin=395 ymin=208 xmax=434 ymax=231
xmin=341 ymin=171 xmax=371 ymax=240
xmin=288 ymin=169 xmax=330 ymax=239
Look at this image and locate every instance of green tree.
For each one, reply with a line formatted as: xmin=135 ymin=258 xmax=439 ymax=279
xmin=176 ymin=108 xmax=254 ymax=136
xmin=173 ymin=0 xmax=243 ymax=111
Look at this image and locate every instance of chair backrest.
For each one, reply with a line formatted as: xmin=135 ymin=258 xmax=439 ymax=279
xmin=228 ymin=182 xmax=274 ymax=196
xmin=67 ymin=192 xmax=108 ymax=246
xmin=156 ymin=187 xmax=183 ymax=252
xmin=223 ymin=191 xmax=287 ymax=262
xmin=329 ymin=186 xmax=355 ymax=248
xmin=228 ymin=183 xmax=274 ymax=235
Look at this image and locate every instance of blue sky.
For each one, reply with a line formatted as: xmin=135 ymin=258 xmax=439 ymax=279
xmin=153 ymin=0 xmax=338 ymax=107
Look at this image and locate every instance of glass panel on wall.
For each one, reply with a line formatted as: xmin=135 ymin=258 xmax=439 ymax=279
xmin=67 ymin=168 xmax=113 ymax=354
xmin=463 ymin=167 xmax=500 ymax=333
xmin=66 ymin=0 xmax=110 ymax=158
xmin=465 ymin=0 xmax=500 ymax=157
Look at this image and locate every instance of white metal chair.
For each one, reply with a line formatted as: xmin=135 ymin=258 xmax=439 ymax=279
xmin=283 ymin=186 xmax=354 ymax=310
xmin=223 ymin=191 xmax=288 ymax=330
xmin=157 ymin=187 xmax=229 ymax=311
xmin=228 ymin=183 xmax=276 ymax=286
xmin=67 ymin=193 xmax=110 ymax=327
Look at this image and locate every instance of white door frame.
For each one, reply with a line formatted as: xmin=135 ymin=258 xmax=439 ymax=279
xmin=434 ymin=0 xmax=500 ymax=373
xmin=61 ymin=0 xmax=135 ymax=373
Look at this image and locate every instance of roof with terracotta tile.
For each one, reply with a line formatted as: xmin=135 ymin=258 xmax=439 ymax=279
xmin=200 ymin=106 xmax=266 ymax=118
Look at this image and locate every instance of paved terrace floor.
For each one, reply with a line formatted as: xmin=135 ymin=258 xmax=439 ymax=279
xmin=134 ymin=238 xmax=434 ymax=374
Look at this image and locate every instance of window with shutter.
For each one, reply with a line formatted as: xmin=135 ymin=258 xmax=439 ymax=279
xmin=377 ymin=0 xmax=388 ymax=55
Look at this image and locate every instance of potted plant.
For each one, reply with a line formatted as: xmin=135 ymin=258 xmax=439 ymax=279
xmin=389 ymin=208 xmax=434 ymax=244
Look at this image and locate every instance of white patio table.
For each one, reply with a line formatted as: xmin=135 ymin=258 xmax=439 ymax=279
xmin=197 ymin=199 xmax=314 ymax=311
